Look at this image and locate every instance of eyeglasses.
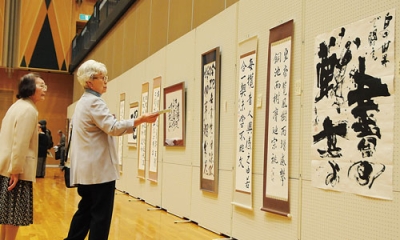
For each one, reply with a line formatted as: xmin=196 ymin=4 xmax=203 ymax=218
xmin=37 ymin=84 xmax=47 ymax=91
xmin=91 ymin=75 xmax=108 ymax=83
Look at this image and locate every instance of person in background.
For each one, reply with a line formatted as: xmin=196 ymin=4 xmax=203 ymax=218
xmin=57 ymin=130 xmax=66 ymax=167
xmin=64 ymin=60 xmax=159 ymax=240
xmin=38 ymin=119 xmax=53 ymax=151
xmin=0 ymin=73 xmax=47 ymax=240
xmin=36 ymin=124 xmax=49 ymax=178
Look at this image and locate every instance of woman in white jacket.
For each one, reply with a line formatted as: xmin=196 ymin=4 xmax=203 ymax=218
xmin=0 ymin=73 xmax=47 ymax=240
xmin=64 ymin=60 xmax=159 ymax=240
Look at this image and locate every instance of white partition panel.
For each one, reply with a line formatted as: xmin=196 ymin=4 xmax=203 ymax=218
xmin=67 ymin=1 xmax=400 ymax=239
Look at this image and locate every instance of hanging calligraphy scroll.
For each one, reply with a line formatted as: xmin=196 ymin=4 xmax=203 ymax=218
xmin=149 ymin=77 xmax=162 ymax=182
xmin=232 ymin=36 xmax=257 ymax=209
xmin=163 ymin=82 xmax=185 ymax=147
xmin=138 ymin=83 xmax=149 ymax=179
xmin=128 ymin=102 xmax=139 ymax=147
xmin=200 ymin=47 xmax=221 ymax=193
xmin=311 ymin=10 xmax=394 ymax=200
xmin=118 ymin=93 xmax=125 ymax=173
xmin=262 ymin=20 xmax=293 ymax=217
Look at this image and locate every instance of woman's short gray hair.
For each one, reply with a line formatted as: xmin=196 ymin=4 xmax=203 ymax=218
xmin=77 ymin=60 xmax=108 ymax=88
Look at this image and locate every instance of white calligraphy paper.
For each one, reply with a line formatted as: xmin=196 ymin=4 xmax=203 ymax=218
xmin=235 ymin=51 xmax=256 ymax=193
xmin=202 ymin=61 xmax=217 ymax=181
xmin=138 ymin=91 xmax=149 ymax=171
xmin=165 ymin=90 xmax=183 ymax=140
xmin=311 ymin=10 xmax=395 ymax=200
xmin=149 ymin=86 xmax=161 ymax=173
xmin=128 ymin=103 xmax=139 ymax=146
xmin=118 ymin=95 xmax=125 ymax=166
xmin=265 ymin=37 xmax=291 ymax=201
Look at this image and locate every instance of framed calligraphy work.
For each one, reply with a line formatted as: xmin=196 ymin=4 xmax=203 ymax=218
xmin=262 ymin=19 xmax=293 ymax=217
xmin=200 ymin=47 xmax=221 ymax=193
xmin=163 ymin=82 xmax=185 ymax=147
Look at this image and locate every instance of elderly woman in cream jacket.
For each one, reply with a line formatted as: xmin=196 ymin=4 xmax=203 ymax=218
xmin=64 ymin=60 xmax=159 ymax=240
xmin=0 ymin=73 xmax=47 ymax=240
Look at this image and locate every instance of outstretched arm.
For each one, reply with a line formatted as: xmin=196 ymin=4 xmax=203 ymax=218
xmin=133 ymin=112 xmax=160 ymax=127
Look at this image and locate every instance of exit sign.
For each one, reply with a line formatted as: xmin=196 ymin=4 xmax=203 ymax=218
xmin=79 ymin=14 xmax=91 ymax=21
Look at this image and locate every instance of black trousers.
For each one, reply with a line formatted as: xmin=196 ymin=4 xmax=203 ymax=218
xmin=65 ymin=180 xmax=116 ymax=240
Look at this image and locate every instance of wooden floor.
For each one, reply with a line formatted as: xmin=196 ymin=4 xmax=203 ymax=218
xmin=16 ymin=167 xmax=224 ymax=240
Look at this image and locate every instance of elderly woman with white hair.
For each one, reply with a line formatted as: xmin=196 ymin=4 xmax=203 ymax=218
xmin=64 ymin=59 xmax=159 ymax=240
